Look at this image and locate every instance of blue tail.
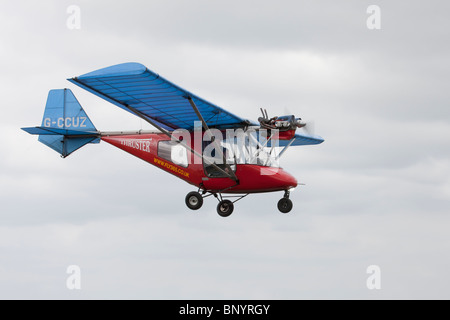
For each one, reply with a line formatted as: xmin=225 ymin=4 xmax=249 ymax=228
xmin=22 ymin=89 xmax=100 ymax=157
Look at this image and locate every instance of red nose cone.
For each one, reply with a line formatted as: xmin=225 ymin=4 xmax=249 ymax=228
xmin=258 ymin=167 xmax=297 ymax=190
xmin=281 ymin=170 xmax=298 ymax=189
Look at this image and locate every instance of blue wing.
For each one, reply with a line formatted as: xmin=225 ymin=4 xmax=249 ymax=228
xmin=68 ymin=62 xmax=324 ymax=146
xmin=68 ymin=62 xmax=255 ymax=131
xmin=279 ymin=133 xmax=324 ymax=146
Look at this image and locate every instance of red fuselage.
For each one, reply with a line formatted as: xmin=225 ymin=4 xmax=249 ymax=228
xmin=102 ymin=133 xmax=297 ymax=194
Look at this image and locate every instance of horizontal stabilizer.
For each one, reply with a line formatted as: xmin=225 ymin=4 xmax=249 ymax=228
xmin=21 ymin=126 xmax=98 ymax=136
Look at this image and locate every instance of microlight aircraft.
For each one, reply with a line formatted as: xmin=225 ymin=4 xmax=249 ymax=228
xmin=22 ymin=63 xmax=324 ymax=217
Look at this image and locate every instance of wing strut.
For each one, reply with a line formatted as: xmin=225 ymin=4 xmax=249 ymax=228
xmin=187 ymin=97 xmax=239 ymax=182
xmin=276 ymin=138 xmax=296 ymax=160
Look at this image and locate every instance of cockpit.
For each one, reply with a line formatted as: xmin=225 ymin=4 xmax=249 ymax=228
xmin=203 ymin=129 xmax=281 ymax=177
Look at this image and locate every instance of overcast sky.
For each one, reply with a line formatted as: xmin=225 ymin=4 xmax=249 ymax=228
xmin=1 ymin=0 xmax=449 ymax=299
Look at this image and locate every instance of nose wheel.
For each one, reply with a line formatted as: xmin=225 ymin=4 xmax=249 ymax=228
xmin=277 ymin=190 xmax=293 ymax=213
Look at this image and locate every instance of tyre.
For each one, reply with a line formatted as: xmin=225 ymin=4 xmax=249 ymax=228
xmin=277 ymin=198 xmax=293 ymax=213
xmin=185 ymin=191 xmax=203 ymax=210
xmin=217 ymin=200 xmax=234 ymax=217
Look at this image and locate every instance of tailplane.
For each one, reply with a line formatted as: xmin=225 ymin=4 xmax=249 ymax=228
xmin=22 ymin=89 xmax=100 ymax=157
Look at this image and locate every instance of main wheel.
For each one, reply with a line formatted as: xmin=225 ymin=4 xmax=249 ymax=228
xmin=217 ymin=200 xmax=234 ymax=217
xmin=277 ymin=198 xmax=293 ymax=213
xmin=185 ymin=191 xmax=203 ymax=210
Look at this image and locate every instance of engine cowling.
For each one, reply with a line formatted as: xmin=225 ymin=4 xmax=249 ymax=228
xmin=258 ymin=109 xmax=307 ymax=140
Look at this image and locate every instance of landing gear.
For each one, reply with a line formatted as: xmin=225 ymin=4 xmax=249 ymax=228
xmin=277 ymin=190 xmax=293 ymax=213
xmin=217 ymin=200 xmax=234 ymax=217
xmin=185 ymin=190 xmax=245 ymax=217
xmin=187 ymin=189 xmax=295 ymax=216
xmin=185 ymin=191 xmax=203 ymax=210
xmin=214 ymin=193 xmax=248 ymax=217
xmin=277 ymin=198 xmax=293 ymax=213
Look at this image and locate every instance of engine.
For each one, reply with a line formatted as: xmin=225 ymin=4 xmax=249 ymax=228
xmin=257 ymin=109 xmax=308 ymax=140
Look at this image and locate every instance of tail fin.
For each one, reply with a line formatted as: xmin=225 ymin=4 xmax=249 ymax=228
xmin=22 ymin=89 xmax=100 ymax=158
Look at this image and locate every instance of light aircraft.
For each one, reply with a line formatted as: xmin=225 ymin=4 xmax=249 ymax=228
xmin=22 ymin=63 xmax=324 ymax=217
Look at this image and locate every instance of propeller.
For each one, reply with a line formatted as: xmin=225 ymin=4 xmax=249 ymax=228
xmin=300 ymin=119 xmax=315 ymax=135
xmin=283 ymin=106 xmax=315 ymax=135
